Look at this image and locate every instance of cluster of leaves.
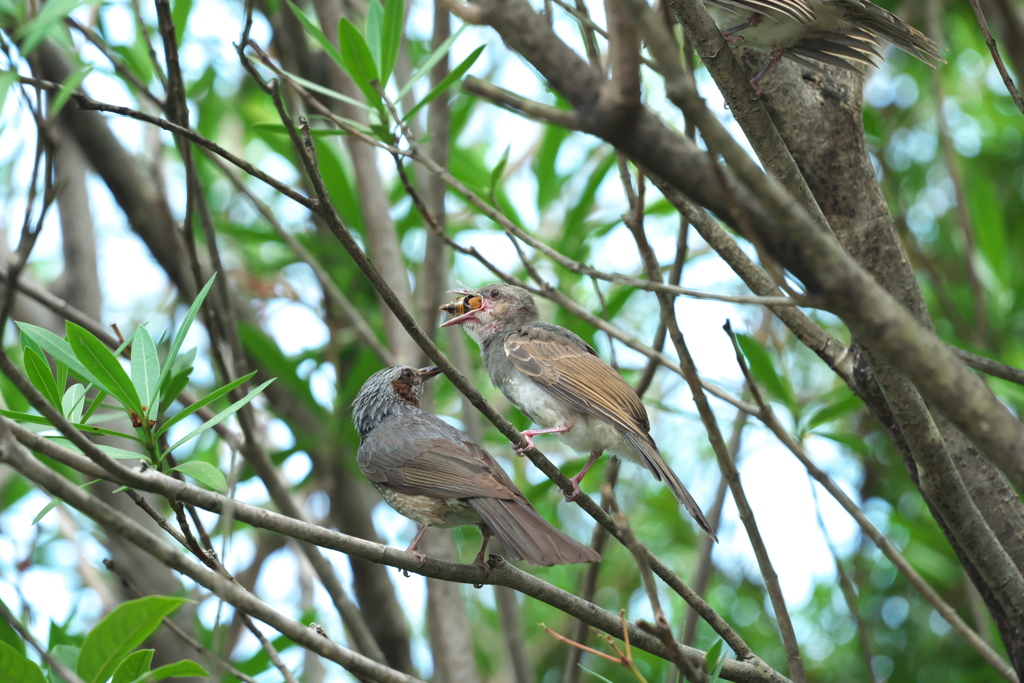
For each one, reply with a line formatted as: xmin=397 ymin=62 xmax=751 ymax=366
xmin=281 ymin=0 xmax=483 ymax=139
xmin=0 ymin=596 xmax=205 ymax=683
xmin=3 ymin=276 xmax=273 ymax=509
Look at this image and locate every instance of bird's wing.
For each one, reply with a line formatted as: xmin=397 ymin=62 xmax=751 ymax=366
xmin=504 ymin=325 xmax=652 ymax=437
xmin=703 ymin=0 xmax=816 ymax=25
xmin=358 ymin=419 xmax=518 ymax=501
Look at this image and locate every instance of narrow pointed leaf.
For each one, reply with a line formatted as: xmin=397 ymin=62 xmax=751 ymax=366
xmin=49 ymin=65 xmax=92 ymax=116
xmin=276 ymin=69 xmax=372 ymax=112
xmin=17 ymin=323 xmax=101 ymax=388
xmin=489 ymin=144 xmax=510 ymax=199
xmin=169 ymin=461 xmax=227 ymax=493
xmin=76 ymin=596 xmax=187 ymax=683
xmin=404 ymin=45 xmax=483 ymax=122
xmin=49 ymin=437 xmax=145 ymax=460
xmin=67 ymin=323 xmax=142 ymax=415
xmin=62 ymin=384 xmax=86 ymax=424
xmin=365 ymin=0 xmax=384 ymax=71
xmin=0 ymin=70 xmax=19 ymax=118
xmin=22 ymin=347 xmax=62 ymax=409
xmin=286 ymin=1 xmax=345 ymax=67
xmin=156 ymin=274 xmax=215 ymax=394
xmin=156 ymin=371 xmax=257 ymax=437
xmin=31 ymin=478 xmax=100 ymax=524
xmin=0 ymin=410 xmax=142 ymax=442
xmin=379 ymin=0 xmax=404 ymax=85
xmin=165 ymin=379 xmax=274 ymax=455
xmin=396 ymin=25 xmax=465 ymax=101
xmin=337 ymin=18 xmax=382 ymax=109
xmin=131 ymin=324 xmax=160 ymax=416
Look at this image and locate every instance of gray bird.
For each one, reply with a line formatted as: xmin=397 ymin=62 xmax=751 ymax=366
xmin=441 ymin=284 xmax=717 ymax=542
xmin=353 ymin=365 xmax=601 ymax=568
xmin=703 ymin=0 xmax=944 ymax=93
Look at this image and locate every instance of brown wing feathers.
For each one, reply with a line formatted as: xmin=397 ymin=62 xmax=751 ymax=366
xmin=505 ymin=329 xmax=651 ymax=437
xmin=470 ymin=497 xmax=601 ymax=565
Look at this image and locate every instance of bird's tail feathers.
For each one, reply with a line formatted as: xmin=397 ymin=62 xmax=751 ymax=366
xmin=625 ymin=433 xmax=719 ymax=543
xmin=469 ymin=497 xmax=600 ymax=566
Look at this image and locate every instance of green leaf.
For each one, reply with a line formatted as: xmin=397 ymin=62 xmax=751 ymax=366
xmin=365 ymin=0 xmax=384 ymax=72
xmin=0 ymin=641 xmax=44 ymax=683
xmin=130 ymin=324 xmax=160 ymax=417
xmin=164 ymin=379 xmax=275 ymax=455
xmin=80 ymin=389 xmax=110 ymax=426
xmin=17 ymin=323 xmax=101 ymax=388
xmin=62 ymin=384 xmax=87 ymax=424
xmin=813 ymin=430 xmax=869 ymax=457
xmin=706 ymin=638 xmax=726 ymax=682
xmin=489 ymin=143 xmax=510 ymax=201
xmin=379 ymin=0 xmax=404 ymax=85
xmin=397 ymin=25 xmax=465 ymax=101
xmin=49 ymin=437 xmax=145 ymax=460
xmin=124 ymin=659 xmax=207 ymax=683
xmin=169 ymin=461 xmax=227 ymax=493
xmin=0 ymin=410 xmax=141 ymax=442
xmin=0 ymin=601 xmax=24 ymax=655
xmin=32 ymin=480 xmax=106 ymax=524
xmin=156 ymin=370 xmax=257 ymax=437
xmin=337 ymin=18 xmax=382 ymax=110
xmin=22 ymin=347 xmax=62 ymax=409
xmin=33 ymin=496 xmax=64 ymax=524
xmin=734 ymin=333 xmax=796 ymax=410
xmin=49 ymin=644 xmax=80 ymax=683
xmin=0 ymin=70 xmax=19 ymax=119
xmin=67 ymin=323 xmax=142 ymax=415
xmin=111 ymin=649 xmax=153 ymax=683
xmin=577 ymin=664 xmax=616 ymax=683
xmin=272 ymin=69 xmax=372 ymax=112
xmin=49 ymin=64 xmax=92 ymax=116
xmin=76 ymin=596 xmax=187 ymax=683
xmin=286 ymin=1 xmax=345 ymax=67
xmin=155 ymin=275 xmax=215 ymax=403
xmin=804 ymin=390 xmax=864 ymax=432
xmin=170 ymin=0 xmax=192 ymax=44
xmin=404 ymin=45 xmax=483 ymax=122
xmin=14 ymin=0 xmax=92 ymax=55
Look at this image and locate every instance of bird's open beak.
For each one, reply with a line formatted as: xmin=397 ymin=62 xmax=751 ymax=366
xmin=417 ymin=366 xmax=443 ymax=381
xmin=439 ymin=292 xmax=483 ymax=327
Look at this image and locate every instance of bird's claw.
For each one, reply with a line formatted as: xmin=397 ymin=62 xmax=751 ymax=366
xmin=563 ymin=480 xmax=583 ymax=502
xmin=512 ymin=435 xmax=536 ymax=455
xmin=400 ymin=548 xmax=428 ymax=577
xmin=472 ymin=555 xmax=493 ymax=589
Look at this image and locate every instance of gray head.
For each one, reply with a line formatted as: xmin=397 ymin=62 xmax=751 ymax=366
xmin=352 ymin=365 xmax=443 ymax=438
xmin=439 ymin=283 xmax=539 ymax=343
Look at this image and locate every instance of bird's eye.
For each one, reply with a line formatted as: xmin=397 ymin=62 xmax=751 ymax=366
xmin=401 ymin=369 xmax=413 ymax=379
xmin=490 ymin=288 xmax=501 ymax=299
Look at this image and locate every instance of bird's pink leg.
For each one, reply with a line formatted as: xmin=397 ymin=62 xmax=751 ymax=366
xmin=513 ymin=423 xmax=572 ymax=454
xmin=401 ymin=525 xmax=430 ymax=576
xmin=749 ymin=46 xmax=785 ymax=96
xmin=565 ymin=450 xmax=603 ymax=501
xmin=721 ymin=12 xmax=764 ymax=41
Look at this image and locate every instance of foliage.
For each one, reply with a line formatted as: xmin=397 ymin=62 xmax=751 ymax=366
xmin=0 ymin=0 xmax=1019 ymax=681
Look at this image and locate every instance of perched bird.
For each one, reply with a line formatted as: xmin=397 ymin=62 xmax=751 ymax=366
xmin=441 ymin=284 xmax=717 ymax=542
xmin=702 ymin=0 xmax=945 ymax=93
xmin=352 ymin=365 xmax=601 ymax=568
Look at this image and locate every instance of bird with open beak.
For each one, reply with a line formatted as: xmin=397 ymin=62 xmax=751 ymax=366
xmin=353 ymin=365 xmax=601 ymax=569
xmin=441 ymin=283 xmax=717 ymax=542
